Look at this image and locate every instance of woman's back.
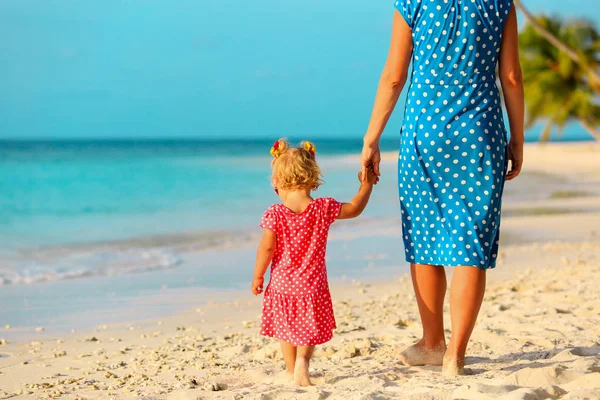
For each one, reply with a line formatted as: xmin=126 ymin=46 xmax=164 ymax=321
xmin=396 ymin=0 xmax=513 ymax=85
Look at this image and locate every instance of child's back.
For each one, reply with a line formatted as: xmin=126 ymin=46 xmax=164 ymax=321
xmin=260 ymin=197 xmax=341 ymax=345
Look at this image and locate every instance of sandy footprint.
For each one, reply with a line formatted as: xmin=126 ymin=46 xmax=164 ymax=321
xmin=452 ymin=383 xmax=523 ymax=400
xmin=503 ymin=365 xmax=586 ymax=386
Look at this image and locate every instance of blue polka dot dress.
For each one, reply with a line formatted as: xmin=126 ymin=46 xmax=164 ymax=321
xmin=394 ymin=0 xmax=514 ymax=269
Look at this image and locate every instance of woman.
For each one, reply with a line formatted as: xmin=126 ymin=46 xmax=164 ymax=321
xmin=361 ymin=0 xmax=524 ymax=376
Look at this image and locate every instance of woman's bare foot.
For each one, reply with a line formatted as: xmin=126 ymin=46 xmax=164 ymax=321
xmin=398 ymin=340 xmax=446 ymax=366
xmin=293 ymin=358 xmax=312 ymax=386
xmin=442 ymin=354 xmax=465 ymax=376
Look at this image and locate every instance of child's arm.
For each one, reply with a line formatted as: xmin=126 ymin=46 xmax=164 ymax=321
xmin=251 ymin=229 xmax=277 ymax=295
xmin=337 ymin=169 xmax=377 ymax=220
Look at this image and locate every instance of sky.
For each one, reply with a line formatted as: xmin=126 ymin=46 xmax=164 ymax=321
xmin=0 ymin=0 xmax=598 ymax=140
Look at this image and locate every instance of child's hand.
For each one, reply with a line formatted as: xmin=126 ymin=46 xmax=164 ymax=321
xmin=251 ymin=277 xmax=264 ymax=295
xmin=358 ymin=166 xmax=378 ymax=185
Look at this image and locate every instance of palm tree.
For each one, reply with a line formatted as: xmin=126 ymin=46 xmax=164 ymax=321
xmin=515 ymin=0 xmax=600 ymax=94
xmin=518 ymin=16 xmax=600 ymax=141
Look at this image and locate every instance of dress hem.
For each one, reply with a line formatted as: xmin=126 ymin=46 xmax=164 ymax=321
xmin=259 ymin=331 xmax=334 ymax=347
xmin=404 ymin=255 xmax=497 ymax=270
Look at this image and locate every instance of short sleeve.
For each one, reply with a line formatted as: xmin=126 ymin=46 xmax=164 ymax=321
xmin=322 ymin=198 xmax=342 ymax=227
xmin=259 ymin=206 xmax=278 ymax=233
xmin=393 ymin=0 xmax=414 ymax=28
xmin=496 ymin=0 xmax=514 ymax=30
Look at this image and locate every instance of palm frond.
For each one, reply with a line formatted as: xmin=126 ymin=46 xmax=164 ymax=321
xmin=518 ymin=12 xmax=600 ymax=141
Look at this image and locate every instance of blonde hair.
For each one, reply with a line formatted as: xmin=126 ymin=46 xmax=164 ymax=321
xmin=271 ymin=139 xmax=323 ymax=191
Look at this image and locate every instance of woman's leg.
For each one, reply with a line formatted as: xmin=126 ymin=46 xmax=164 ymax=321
xmin=399 ymin=263 xmax=447 ymax=366
xmin=280 ymin=340 xmax=297 ymax=379
xmin=443 ymin=265 xmax=486 ymax=376
xmin=294 ymin=345 xmax=315 ymax=386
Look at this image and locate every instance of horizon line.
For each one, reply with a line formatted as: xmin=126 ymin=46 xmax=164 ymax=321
xmin=0 ymin=136 xmax=594 ymax=143
xmin=0 ymin=137 xmax=403 ymax=143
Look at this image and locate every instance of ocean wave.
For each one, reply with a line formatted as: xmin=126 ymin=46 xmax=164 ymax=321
xmin=0 ymin=229 xmax=263 ymax=286
xmin=0 ymin=217 xmax=401 ymax=286
xmin=0 ymin=249 xmax=181 ymax=286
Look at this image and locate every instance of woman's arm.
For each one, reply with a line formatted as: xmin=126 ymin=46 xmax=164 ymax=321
xmin=251 ymin=229 xmax=276 ymax=295
xmin=361 ymin=11 xmax=413 ymax=181
xmin=499 ymin=5 xmax=525 ymax=181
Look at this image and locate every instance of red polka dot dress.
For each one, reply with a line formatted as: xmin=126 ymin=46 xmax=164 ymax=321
xmin=259 ymin=197 xmax=341 ymax=346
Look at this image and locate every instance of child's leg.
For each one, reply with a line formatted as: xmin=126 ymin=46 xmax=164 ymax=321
xmin=294 ymin=345 xmax=315 ymax=386
xmin=280 ymin=340 xmax=297 ymax=378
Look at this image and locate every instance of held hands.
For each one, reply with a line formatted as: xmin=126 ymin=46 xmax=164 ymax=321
xmin=358 ymin=166 xmax=378 ymax=185
xmin=251 ymin=277 xmax=264 ymax=295
xmin=360 ymin=141 xmax=381 ymax=184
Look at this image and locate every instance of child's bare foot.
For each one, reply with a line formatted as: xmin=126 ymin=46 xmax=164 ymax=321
xmin=398 ymin=340 xmax=446 ymax=366
xmin=442 ymin=354 xmax=465 ymax=376
xmin=293 ymin=358 xmax=311 ymax=386
xmin=286 ymin=371 xmax=294 ymax=382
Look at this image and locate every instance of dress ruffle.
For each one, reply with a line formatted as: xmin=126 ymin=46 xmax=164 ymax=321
xmin=260 ymin=286 xmax=336 ymax=346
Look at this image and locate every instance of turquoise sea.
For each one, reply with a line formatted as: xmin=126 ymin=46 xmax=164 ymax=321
xmin=1 ymin=138 xmax=404 ymax=252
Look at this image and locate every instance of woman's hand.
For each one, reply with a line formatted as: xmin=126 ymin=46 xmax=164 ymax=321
xmin=506 ymin=139 xmax=523 ymax=180
xmin=251 ymin=277 xmax=264 ymax=295
xmin=358 ymin=167 xmax=378 ymax=185
xmin=361 ymin=141 xmax=381 ymax=184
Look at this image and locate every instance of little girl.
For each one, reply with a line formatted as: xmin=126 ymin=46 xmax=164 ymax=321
xmin=251 ymin=139 xmax=377 ymax=386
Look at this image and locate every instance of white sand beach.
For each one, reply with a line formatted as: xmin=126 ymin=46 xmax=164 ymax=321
xmin=1 ymin=142 xmax=600 ymax=399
